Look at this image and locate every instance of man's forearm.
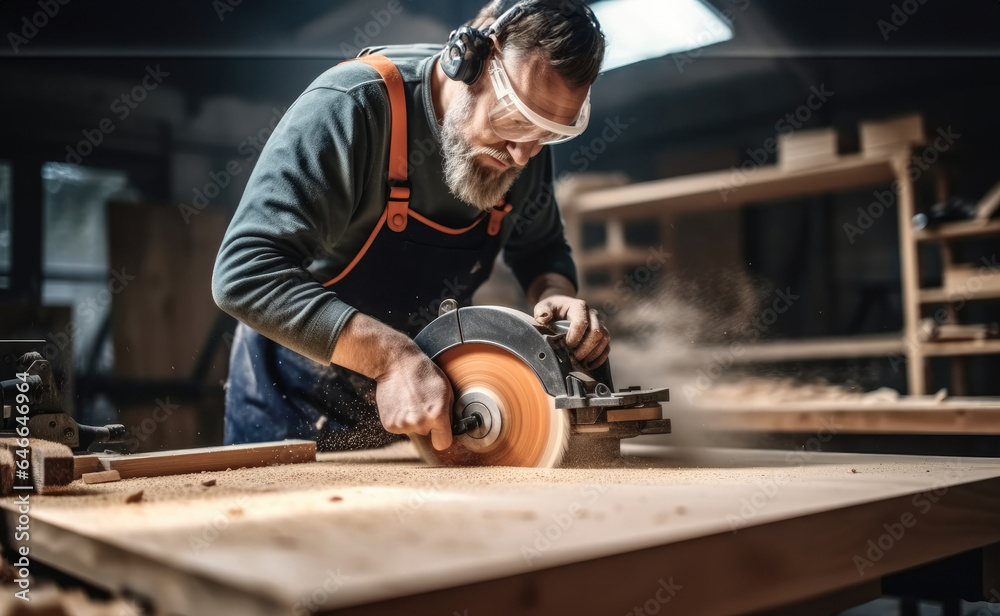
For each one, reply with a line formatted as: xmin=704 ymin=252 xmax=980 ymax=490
xmin=329 ymin=312 xmax=424 ymax=380
xmin=526 ymin=272 xmax=577 ymax=306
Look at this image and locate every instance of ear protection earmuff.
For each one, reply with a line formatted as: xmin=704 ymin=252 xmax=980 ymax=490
xmin=440 ymin=1 xmax=536 ymax=85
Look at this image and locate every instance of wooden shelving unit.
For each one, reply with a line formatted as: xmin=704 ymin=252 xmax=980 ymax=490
xmin=686 ymin=333 xmax=905 ymax=365
xmin=919 ymin=284 xmax=1000 ymax=304
xmin=914 ymin=218 xmax=1000 ymax=242
xmin=912 ymin=212 xmax=1000 ymax=393
xmin=560 ymin=143 xmax=999 ymax=396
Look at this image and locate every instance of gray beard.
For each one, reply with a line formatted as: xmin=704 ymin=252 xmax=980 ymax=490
xmin=439 ymin=89 xmax=524 ymax=212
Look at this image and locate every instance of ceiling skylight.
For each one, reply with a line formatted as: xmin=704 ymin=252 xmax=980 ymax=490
xmin=590 ymin=0 xmax=734 ymax=71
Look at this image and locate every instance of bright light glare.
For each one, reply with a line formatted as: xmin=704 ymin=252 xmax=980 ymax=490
xmin=590 ymin=0 xmax=733 ymax=71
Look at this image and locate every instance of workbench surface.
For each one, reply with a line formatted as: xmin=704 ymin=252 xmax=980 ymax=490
xmin=4 ymin=443 xmax=1000 ymax=616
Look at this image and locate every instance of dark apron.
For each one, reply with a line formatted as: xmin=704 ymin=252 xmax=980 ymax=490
xmin=322 ymin=198 xmax=511 ymax=336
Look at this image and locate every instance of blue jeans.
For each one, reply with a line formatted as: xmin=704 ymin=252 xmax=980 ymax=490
xmin=223 ymin=323 xmax=404 ymax=451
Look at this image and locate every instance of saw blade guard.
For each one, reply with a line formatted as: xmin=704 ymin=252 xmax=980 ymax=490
xmin=411 ymin=306 xmax=669 ymax=467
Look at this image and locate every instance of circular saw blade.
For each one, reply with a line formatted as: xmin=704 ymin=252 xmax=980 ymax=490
xmin=412 ymin=343 xmax=569 ymax=468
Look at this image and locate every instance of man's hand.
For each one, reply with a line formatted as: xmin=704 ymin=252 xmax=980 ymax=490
xmin=375 ymin=351 xmax=454 ymax=451
xmin=533 ymin=295 xmax=610 ymax=370
xmin=331 ymin=313 xmax=454 ymax=450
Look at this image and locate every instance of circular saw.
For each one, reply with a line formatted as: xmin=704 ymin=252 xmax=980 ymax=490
xmin=410 ymin=305 xmax=670 ymax=468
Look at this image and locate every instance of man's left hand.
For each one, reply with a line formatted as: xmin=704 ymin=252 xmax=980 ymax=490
xmin=533 ymin=295 xmax=610 ymax=370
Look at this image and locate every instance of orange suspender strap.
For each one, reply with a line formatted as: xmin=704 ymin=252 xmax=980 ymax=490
xmin=321 ymin=57 xmax=510 ymax=288
xmin=488 ymin=202 xmax=512 ymax=236
xmin=354 ymin=54 xmax=411 ymax=232
xmin=409 ymin=208 xmax=486 ymax=235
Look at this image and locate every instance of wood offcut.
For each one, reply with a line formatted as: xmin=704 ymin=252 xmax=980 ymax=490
xmin=0 ymin=438 xmax=74 ymax=493
xmin=97 ymin=440 xmax=317 ymax=479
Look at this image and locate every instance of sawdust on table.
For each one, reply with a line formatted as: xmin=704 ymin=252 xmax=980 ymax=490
xmin=10 ymin=441 xmax=973 ymax=512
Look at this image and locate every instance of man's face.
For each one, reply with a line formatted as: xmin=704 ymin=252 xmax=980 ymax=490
xmin=440 ymin=48 xmax=591 ymax=212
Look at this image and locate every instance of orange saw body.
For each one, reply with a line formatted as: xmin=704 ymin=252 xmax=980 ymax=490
xmin=410 ymin=305 xmax=670 ymax=468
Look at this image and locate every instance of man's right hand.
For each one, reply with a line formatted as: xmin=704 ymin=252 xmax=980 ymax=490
xmin=330 ymin=312 xmax=454 ymax=450
xmin=374 ymin=352 xmax=454 ymax=450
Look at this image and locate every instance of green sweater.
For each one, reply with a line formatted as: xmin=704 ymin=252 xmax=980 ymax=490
xmin=211 ymin=48 xmax=577 ymax=366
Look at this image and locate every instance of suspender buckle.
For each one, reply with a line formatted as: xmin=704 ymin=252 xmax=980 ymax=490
xmin=387 ymin=180 xmax=411 ymax=232
xmin=488 ymin=202 xmax=512 ymax=236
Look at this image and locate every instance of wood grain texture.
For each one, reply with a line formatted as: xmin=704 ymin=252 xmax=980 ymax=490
xmin=97 ymin=440 xmax=316 ymax=479
xmin=73 ymin=454 xmax=103 ymax=480
xmin=0 ymin=448 xmax=13 ymax=496
xmin=688 ymin=397 xmax=1000 ymax=435
xmin=3 ymin=445 xmax=999 ymax=616
xmin=29 ymin=439 xmax=74 ymax=491
xmin=0 ymin=437 xmax=73 ymax=492
xmin=570 ymin=153 xmax=897 ymax=215
xmin=82 ymin=470 xmax=121 ymax=485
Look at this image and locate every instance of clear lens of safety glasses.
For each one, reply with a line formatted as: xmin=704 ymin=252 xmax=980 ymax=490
xmin=486 ymin=54 xmax=590 ymax=146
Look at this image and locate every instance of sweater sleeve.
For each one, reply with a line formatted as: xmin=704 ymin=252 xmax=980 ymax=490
xmin=211 ymin=84 xmax=379 ymax=365
xmin=501 ymin=148 xmax=579 ymax=294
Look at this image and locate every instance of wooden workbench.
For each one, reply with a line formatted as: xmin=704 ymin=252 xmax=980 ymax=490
xmin=3 ymin=443 xmax=1000 ymax=615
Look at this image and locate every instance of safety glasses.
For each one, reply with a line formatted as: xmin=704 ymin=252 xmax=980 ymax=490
xmin=486 ymin=50 xmax=591 ymax=145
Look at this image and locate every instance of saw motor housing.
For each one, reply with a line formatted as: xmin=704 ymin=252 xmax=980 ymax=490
xmin=413 ymin=305 xmax=670 ymax=465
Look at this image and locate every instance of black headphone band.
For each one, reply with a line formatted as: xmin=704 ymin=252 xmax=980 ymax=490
xmin=441 ymin=0 xmax=599 ymax=85
xmin=485 ymin=1 xmax=535 ymax=38
xmin=488 ymin=0 xmax=599 ymax=37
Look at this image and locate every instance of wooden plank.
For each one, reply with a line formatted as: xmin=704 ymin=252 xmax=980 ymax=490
xmin=687 ymin=397 xmax=1000 ymax=434
xmin=5 ymin=447 xmax=999 ymax=615
xmin=975 ymin=180 xmax=1000 ymax=220
xmin=82 ymin=470 xmax=121 ymax=484
xmin=691 ymin=407 xmax=1000 ymax=435
xmin=778 ymin=127 xmax=838 ymax=171
xmin=0 ymin=448 xmax=13 ymax=496
xmin=572 ymin=153 xmax=897 ymax=215
xmin=921 ymin=284 xmax=1000 ymax=304
xmin=914 ymin=218 xmax=1000 ymax=242
xmin=73 ymin=454 xmax=103 ymax=480
xmin=98 ymin=440 xmax=316 ymax=479
xmin=0 ymin=438 xmax=74 ymax=492
xmin=922 ymin=339 xmax=1000 ymax=357
xmin=689 ymin=333 xmax=904 ymax=364
xmin=892 ymin=155 xmax=926 ymax=395
xmin=606 ymin=406 xmax=662 ymax=422
xmin=859 ymin=114 xmax=926 ymax=156
xmin=29 ymin=439 xmax=74 ymax=491
xmin=336 ymin=474 xmax=1000 ymax=616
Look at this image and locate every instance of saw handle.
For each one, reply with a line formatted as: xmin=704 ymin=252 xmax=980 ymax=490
xmin=451 ymin=412 xmax=483 ymax=436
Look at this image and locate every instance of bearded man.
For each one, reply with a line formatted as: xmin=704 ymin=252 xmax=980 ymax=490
xmin=212 ymin=0 xmax=611 ymax=452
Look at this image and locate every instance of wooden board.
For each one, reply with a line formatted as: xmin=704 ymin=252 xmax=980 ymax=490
xmin=570 ymin=153 xmax=898 ymax=216
xmin=73 ymin=454 xmax=103 ymax=480
xmin=0 ymin=448 xmax=12 ymax=496
xmin=3 ymin=444 xmax=1000 ymax=615
xmin=82 ymin=470 xmax=121 ymax=484
xmin=688 ymin=397 xmax=1000 ymax=435
xmin=0 ymin=437 xmax=74 ymax=492
xmin=98 ymin=440 xmax=316 ymax=479
xmin=689 ymin=333 xmax=904 ymax=364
